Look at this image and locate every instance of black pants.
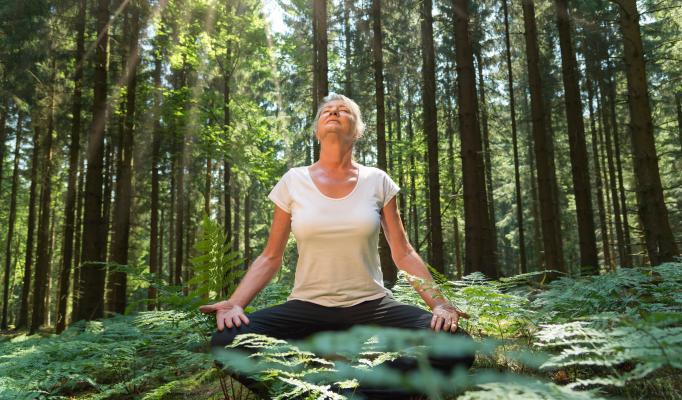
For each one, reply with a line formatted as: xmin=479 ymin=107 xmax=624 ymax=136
xmin=211 ymin=295 xmax=475 ymax=399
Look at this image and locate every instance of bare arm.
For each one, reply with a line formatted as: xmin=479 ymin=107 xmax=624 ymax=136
xmin=381 ymin=196 xmax=469 ymax=331
xmin=199 ymin=204 xmax=291 ymax=330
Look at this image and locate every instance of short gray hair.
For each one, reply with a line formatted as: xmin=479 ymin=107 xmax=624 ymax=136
xmin=312 ymin=93 xmax=365 ymax=141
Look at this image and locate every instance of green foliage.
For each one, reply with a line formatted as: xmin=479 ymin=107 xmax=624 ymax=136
xmin=0 ymin=311 xmax=211 ymax=399
xmin=188 ymin=215 xmax=244 ymax=302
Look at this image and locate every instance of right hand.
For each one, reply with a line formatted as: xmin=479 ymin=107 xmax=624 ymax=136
xmin=199 ymin=300 xmax=250 ymax=331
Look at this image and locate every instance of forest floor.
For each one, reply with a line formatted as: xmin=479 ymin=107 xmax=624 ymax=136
xmin=2 ymin=262 xmax=682 ymax=399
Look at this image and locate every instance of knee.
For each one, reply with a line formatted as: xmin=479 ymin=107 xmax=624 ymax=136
xmin=211 ymin=328 xmax=238 ymax=353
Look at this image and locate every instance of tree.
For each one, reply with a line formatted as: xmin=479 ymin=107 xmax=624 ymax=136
xmin=1 ymin=113 xmax=23 ymax=329
xmin=521 ymin=0 xmax=565 ymax=274
xmin=56 ymin=0 xmax=86 ymax=333
xmin=76 ymin=0 xmax=110 ymax=321
xmin=420 ymin=0 xmax=444 ymax=273
xmin=502 ymin=0 xmax=527 ymax=274
xmin=554 ymin=0 xmax=599 ymax=274
xmin=612 ymin=0 xmax=679 ymax=264
xmin=107 ymin=2 xmax=142 ymax=314
xmin=452 ymin=0 xmax=498 ymax=279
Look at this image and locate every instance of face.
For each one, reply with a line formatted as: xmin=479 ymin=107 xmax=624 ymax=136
xmin=316 ymin=100 xmax=356 ymax=143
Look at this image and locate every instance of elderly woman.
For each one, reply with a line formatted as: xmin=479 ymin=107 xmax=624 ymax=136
xmin=201 ymin=94 xmax=473 ymax=398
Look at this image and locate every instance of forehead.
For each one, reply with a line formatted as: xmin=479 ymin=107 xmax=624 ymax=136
xmin=323 ymin=100 xmax=351 ymax=109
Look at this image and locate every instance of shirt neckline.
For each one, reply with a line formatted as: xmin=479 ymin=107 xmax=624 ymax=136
xmin=305 ymin=164 xmax=362 ymax=201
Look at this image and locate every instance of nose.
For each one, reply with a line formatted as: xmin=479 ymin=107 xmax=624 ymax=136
xmin=329 ymin=108 xmax=339 ymax=116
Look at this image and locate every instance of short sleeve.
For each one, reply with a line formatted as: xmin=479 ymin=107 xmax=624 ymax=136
xmin=268 ymin=171 xmax=293 ymax=214
xmin=381 ymin=171 xmax=400 ymax=207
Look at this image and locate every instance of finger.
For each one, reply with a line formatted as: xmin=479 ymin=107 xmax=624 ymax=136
xmin=199 ymin=304 xmax=216 ymax=313
xmin=239 ymin=313 xmax=250 ymax=325
xmin=458 ymin=311 xmax=471 ymax=319
xmin=216 ymin=314 xmax=225 ymax=331
xmin=431 ymin=314 xmax=438 ymax=330
xmin=451 ymin=314 xmax=459 ymax=332
xmin=232 ymin=315 xmax=242 ymax=328
xmin=434 ymin=316 xmax=444 ymax=332
xmin=443 ymin=318 xmax=452 ymax=332
xmin=225 ymin=316 xmax=234 ymax=329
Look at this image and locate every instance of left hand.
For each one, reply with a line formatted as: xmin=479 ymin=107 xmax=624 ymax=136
xmin=431 ymin=303 xmax=470 ymax=332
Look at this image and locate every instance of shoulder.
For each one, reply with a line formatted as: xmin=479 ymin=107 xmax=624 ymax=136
xmin=279 ymin=166 xmax=308 ymax=183
xmin=361 ymin=165 xmax=395 ymax=182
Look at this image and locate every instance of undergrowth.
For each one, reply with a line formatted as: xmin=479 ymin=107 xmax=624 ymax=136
xmin=1 ymin=260 xmax=680 ymax=399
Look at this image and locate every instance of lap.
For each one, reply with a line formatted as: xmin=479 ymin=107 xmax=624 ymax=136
xmin=211 ymin=295 xmax=469 ymax=350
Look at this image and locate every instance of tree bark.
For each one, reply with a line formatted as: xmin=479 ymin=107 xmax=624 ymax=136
xmin=232 ymin=183 xmax=241 ymax=255
xmin=371 ymin=0 xmax=396 ymax=285
xmin=108 ymin=3 xmax=140 ymax=314
xmin=675 ymin=92 xmax=682 ymax=150
xmin=0 ymin=99 xmax=8 ymax=189
xmin=244 ymin=186 xmax=252 ymax=267
xmin=407 ymin=95 xmax=419 ymax=247
xmin=76 ymin=0 xmax=110 ymax=321
xmin=599 ymin=83 xmax=627 ymax=266
xmin=605 ymin=79 xmax=634 ymax=267
xmin=343 ymin=0 xmax=353 ymax=97
xmin=586 ymin=74 xmax=612 ymax=270
xmin=420 ymin=0 xmax=444 ymax=273
xmin=56 ymin=0 xmax=86 ymax=333
xmin=503 ymin=0 xmax=527 ymax=274
xmin=31 ymin=67 xmax=57 ymax=333
xmin=474 ymin=47 xmax=498 ymax=273
xmin=554 ymin=0 xmax=599 ymax=274
xmin=1 ymin=114 xmax=23 ymax=329
xmin=312 ymin=0 xmax=328 ymax=161
xmin=174 ymin=66 xmax=187 ymax=287
xmin=16 ymin=123 xmax=41 ymax=329
xmin=453 ymin=0 xmax=498 ymax=278
xmin=223 ymin=75 xmax=232 ymax=244
xmin=149 ymin=52 xmax=162 ymax=310
xmin=521 ymin=0 xmax=565 ymax=274
xmin=71 ymin=154 xmax=85 ymax=320
xmin=614 ymin=0 xmax=678 ymax=264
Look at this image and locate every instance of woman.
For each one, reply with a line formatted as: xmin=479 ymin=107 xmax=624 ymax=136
xmin=201 ymin=94 xmax=474 ymax=398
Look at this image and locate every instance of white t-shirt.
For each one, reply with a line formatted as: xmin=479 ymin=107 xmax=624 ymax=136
xmin=268 ymin=164 xmax=401 ymax=307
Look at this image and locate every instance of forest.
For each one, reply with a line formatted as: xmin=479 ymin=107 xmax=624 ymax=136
xmin=0 ymin=0 xmax=681 ymax=398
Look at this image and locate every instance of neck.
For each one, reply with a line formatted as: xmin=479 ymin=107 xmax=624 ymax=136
xmin=317 ymin=140 xmax=355 ymax=171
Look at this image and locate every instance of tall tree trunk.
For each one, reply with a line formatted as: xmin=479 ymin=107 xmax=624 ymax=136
xmin=599 ymin=84 xmax=627 ymax=266
xmin=312 ymin=0 xmax=328 ymax=161
xmin=1 ymin=114 xmax=23 ymax=329
xmin=31 ymin=68 xmax=57 ymax=334
xmin=474 ymin=47 xmax=498 ymax=273
xmin=71 ymin=155 xmax=85 ymax=320
xmin=371 ymin=0 xmax=396 ymax=285
xmin=607 ymin=79 xmax=633 ymax=266
xmin=174 ymin=67 xmax=187 ymax=287
xmin=16 ymin=125 xmax=41 ymax=329
xmin=76 ymin=0 xmax=110 ymax=321
xmin=453 ymin=0 xmax=498 ymax=278
xmin=232 ymin=183 xmax=241 ymax=255
xmin=407 ymin=96 xmax=419 ymax=247
xmin=244 ymin=186 xmax=252 ymax=267
xmin=149 ymin=52 xmax=162 ymax=310
xmin=615 ymin=0 xmax=678 ymax=264
xmin=420 ymin=0 xmax=444 ymax=273
xmin=445 ymin=97 xmax=462 ymax=278
xmin=586 ymin=75 xmax=612 ymax=270
xmin=396 ymin=87 xmax=406 ymax=222
xmin=675 ymin=92 xmax=682 ymax=150
xmin=205 ymin=157 xmax=211 ymax=215
xmin=343 ymin=0 xmax=353 ymax=97
xmin=223 ymin=76 xmax=232 ymax=243
xmin=56 ymin=0 xmax=86 ymax=333
xmin=554 ymin=0 xmax=599 ymax=274
xmin=503 ymin=0 xmax=527 ymax=274
xmin=521 ymin=0 xmax=565 ymax=274
xmin=108 ymin=4 xmax=140 ymax=314
xmin=0 ymin=99 xmax=8 ymax=188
